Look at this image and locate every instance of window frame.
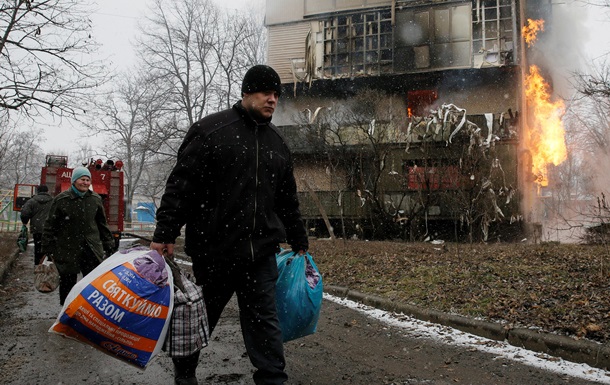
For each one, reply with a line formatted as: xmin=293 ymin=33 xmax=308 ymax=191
xmin=320 ymin=0 xmax=517 ymax=77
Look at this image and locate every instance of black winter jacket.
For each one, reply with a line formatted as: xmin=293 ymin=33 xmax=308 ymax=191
xmin=153 ymin=102 xmax=308 ymax=263
xmin=20 ymin=192 xmax=53 ymax=234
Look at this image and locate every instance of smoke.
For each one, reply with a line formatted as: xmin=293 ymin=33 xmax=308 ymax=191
xmin=525 ymin=2 xmax=610 ymax=243
xmin=528 ymin=2 xmax=591 ymax=97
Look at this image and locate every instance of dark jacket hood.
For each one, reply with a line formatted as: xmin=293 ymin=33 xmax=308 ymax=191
xmin=32 ymin=192 xmax=53 ymax=204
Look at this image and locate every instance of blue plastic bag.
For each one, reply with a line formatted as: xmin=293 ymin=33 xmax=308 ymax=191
xmin=275 ymin=249 xmax=323 ymax=342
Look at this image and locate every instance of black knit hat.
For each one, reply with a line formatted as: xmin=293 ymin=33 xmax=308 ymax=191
xmin=241 ymin=65 xmax=282 ymax=96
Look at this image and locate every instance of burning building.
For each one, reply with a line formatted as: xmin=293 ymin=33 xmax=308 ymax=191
xmin=264 ymin=0 xmax=565 ymax=242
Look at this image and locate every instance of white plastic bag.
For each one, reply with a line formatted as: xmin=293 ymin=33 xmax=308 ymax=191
xmin=49 ymin=247 xmax=174 ymax=368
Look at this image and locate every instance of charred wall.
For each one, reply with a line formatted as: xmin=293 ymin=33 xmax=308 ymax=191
xmin=267 ymin=0 xmax=530 ymax=241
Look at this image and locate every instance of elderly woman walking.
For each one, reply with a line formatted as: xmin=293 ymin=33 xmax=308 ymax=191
xmin=42 ymin=167 xmax=116 ymax=305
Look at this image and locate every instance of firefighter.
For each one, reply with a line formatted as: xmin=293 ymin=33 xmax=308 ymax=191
xmin=41 ymin=167 xmax=116 ymax=305
xmin=20 ymin=185 xmax=53 ymax=265
xmin=151 ymin=65 xmax=308 ymax=385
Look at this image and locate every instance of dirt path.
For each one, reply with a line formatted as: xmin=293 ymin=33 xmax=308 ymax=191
xmin=0 ymin=249 xmax=605 ymax=385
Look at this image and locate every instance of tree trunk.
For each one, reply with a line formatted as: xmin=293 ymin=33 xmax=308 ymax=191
xmin=301 ymin=178 xmax=336 ymax=240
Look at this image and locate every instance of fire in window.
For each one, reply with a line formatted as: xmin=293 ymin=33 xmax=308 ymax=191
xmin=407 ymin=90 xmax=437 ymax=117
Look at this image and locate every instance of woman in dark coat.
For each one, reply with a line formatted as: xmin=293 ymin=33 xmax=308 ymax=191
xmin=41 ymin=167 xmax=116 ymax=305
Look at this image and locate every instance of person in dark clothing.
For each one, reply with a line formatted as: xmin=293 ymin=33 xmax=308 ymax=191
xmin=42 ymin=167 xmax=116 ymax=305
xmin=151 ymin=64 xmax=308 ymax=385
xmin=20 ymin=185 xmax=53 ymax=265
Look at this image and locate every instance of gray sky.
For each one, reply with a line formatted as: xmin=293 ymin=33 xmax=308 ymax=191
xmin=41 ymin=0 xmax=260 ymax=155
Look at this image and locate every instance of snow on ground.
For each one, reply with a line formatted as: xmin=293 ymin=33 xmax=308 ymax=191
xmin=325 ymin=293 xmax=610 ymax=385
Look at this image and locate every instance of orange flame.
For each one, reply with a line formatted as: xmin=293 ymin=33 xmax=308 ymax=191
xmin=522 ymin=19 xmax=545 ymax=47
xmin=524 ymin=65 xmax=567 ymax=187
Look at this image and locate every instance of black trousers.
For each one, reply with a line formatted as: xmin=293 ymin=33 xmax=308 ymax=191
xmin=58 ymin=250 xmax=101 ymax=305
xmin=33 ymin=233 xmax=44 ymax=265
xmin=185 ymin=253 xmax=287 ymax=385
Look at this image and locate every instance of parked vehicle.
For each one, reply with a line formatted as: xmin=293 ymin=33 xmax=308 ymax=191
xmin=39 ymin=155 xmax=125 ymax=248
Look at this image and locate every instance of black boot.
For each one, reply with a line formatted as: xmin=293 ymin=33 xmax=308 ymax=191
xmin=173 ymin=351 xmax=200 ymax=385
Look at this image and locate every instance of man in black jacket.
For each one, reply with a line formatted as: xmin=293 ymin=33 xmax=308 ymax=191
xmin=151 ymin=65 xmax=308 ymax=385
xmin=20 ymin=185 xmax=53 ymax=265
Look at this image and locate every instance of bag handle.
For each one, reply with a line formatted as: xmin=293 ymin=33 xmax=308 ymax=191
xmin=162 ymin=254 xmax=187 ymax=293
xmin=121 ymin=234 xmax=188 ymax=293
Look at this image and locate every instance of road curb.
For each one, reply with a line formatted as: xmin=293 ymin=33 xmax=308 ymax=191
xmin=325 ymin=284 xmax=609 ymax=371
xmin=0 ymin=246 xmax=20 ymax=282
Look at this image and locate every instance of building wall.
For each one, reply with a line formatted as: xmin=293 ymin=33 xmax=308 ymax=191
xmin=266 ymin=0 xmax=304 ymax=25
xmin=266 ymin=0 xmax=392 ymax=25
xmin=268 ymin=22 xmax=315 ymax=83
xmin=293 ymin=163 xmax=348 ymax=193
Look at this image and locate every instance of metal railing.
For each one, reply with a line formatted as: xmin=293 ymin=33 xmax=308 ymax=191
xmin=0 ymin=189 xmax=21 ymax=232
xmin=123 ymin=222 xmax=156 ymax=232
xmin=0 ymin=219 xmax=157 ymax=234
xmin=0 ymin=221 xmax=21 ymax=232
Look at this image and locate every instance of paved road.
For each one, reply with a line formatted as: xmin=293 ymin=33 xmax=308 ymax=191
xmin=0 ymin=248 xmax=606 ymax=385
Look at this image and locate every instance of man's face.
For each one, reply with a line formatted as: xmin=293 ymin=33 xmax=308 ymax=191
xmin=241 ymin=90 xmax=279 ymax=121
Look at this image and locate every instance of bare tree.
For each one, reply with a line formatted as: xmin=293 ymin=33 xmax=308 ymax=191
xmin=135 ymin=0 xmax=267 ymax=143
xmin=85 ymin=71 xmax=173 ymax=216
xmin=297 ymin=92 xmax=521 ymax=242
xmin=545 ymin=79 xmax=610 ymax=241
xmin=213 ymin=6 xmax=267 ymax=109
xmin=573 ymin=60 xmax=610 ymax=100
xmin=0 ymin=0 xmax=108 ymax=118
xmin=86 ymin=0 xmax=268 ymax=216
xmin=298 ymin=90 xmax=414 ymax=240
xmin=136 ymin=0 xmax=222 ymax=131
xmin=0 ymin=124 xmax=45 ymax=188
xmin=575 ymin=0 xmax=610 ymax=7
xmin=136 ymin=155 xmax=176 ymax=211
xmin=0 ymin=120 xmax=17 ymax=188
xmin=560 ymin=97 xmax=610 ymax=195
xmin=70 ymin=143 xmax=94 ymax=167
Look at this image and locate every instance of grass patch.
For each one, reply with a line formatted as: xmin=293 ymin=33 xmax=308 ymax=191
xmin=306 ymin=239 xmax=610 ymax=343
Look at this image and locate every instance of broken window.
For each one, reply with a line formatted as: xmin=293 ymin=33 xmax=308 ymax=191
xmin=323 ymin=10 xmax=393 ymax=77
xmin=472 ymin=0 xmax=515 ymax=67
xmin=394 ymin=4 xmax=471 ymax=71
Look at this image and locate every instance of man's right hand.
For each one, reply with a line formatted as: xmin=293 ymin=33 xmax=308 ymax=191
xmin=150 ymin=242 xmax=174 ymax=259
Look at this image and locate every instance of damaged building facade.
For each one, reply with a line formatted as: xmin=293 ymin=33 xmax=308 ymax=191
xmin=265 ymin=0 xmax=552 ymax=242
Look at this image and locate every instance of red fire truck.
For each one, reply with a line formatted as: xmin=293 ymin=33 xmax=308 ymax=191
xmin=39 ymin=154 xmax=125 ymax=246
